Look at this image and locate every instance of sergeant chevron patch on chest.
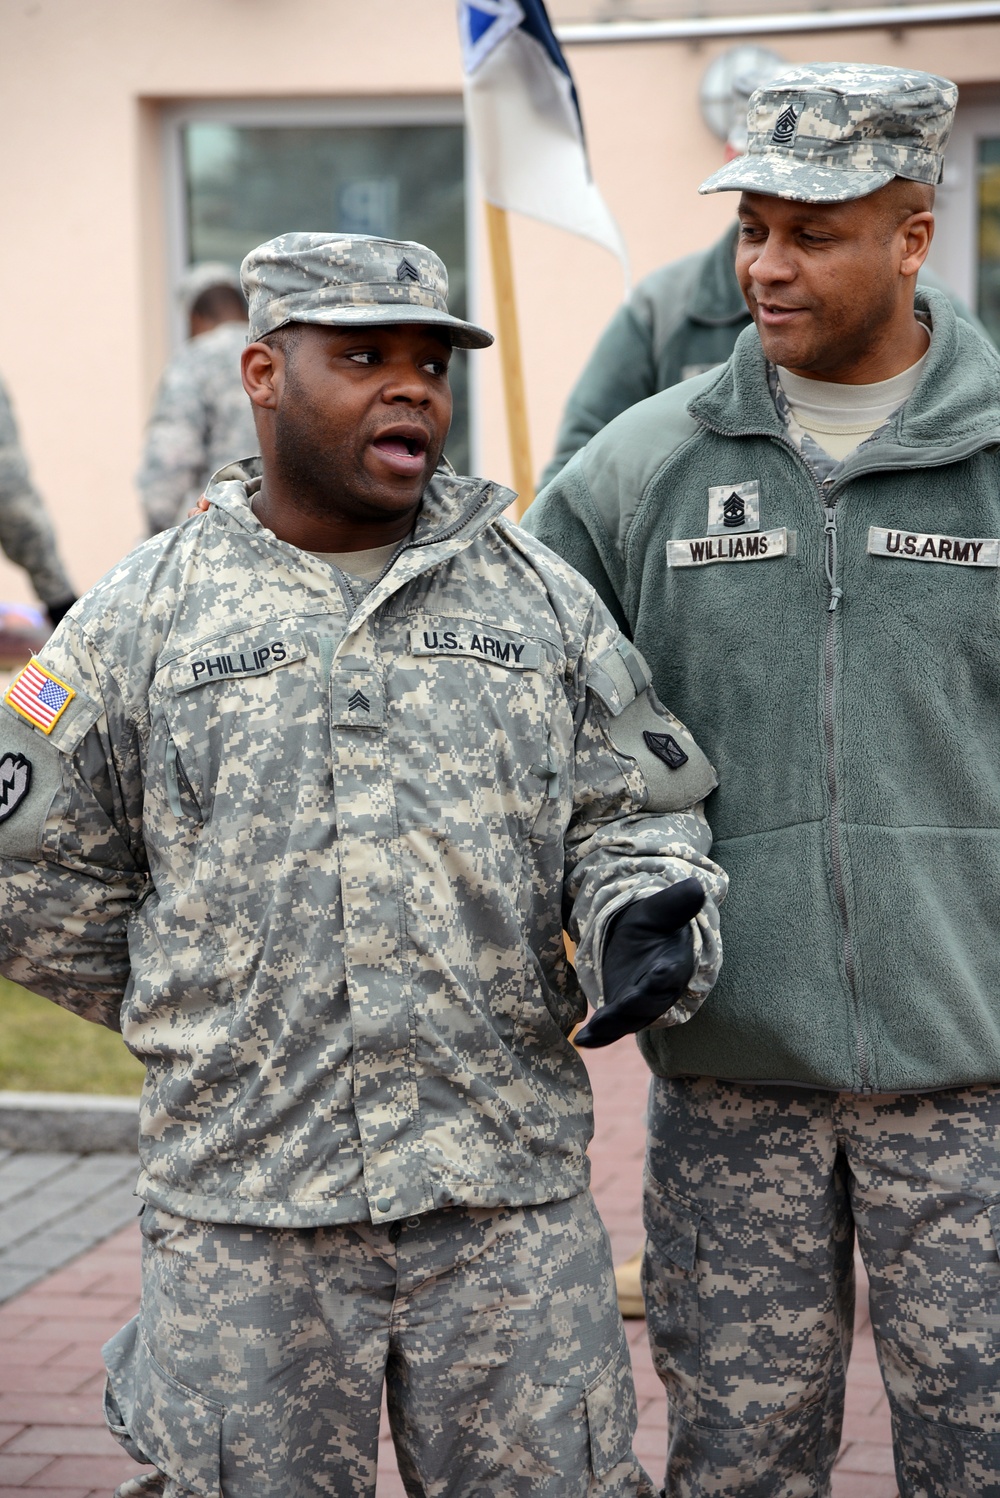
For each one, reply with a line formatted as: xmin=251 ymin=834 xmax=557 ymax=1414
xmin=868 ymin=527 xmax=1000 ymax=567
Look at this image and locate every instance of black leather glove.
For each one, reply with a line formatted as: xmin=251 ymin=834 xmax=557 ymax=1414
xmin=45 ymin=596 xmax=76 ymax=628
xmin=574 ymin=877 xmax=705 ymax=1049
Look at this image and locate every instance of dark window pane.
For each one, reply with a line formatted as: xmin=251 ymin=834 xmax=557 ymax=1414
xmin=183 ymin=122 xmax=469 ymax=473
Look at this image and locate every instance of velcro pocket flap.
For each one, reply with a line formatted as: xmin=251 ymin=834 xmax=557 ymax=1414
xmin=103 ymin=1316 xmax=224 ymax=1496
xmin=643 ymin=1177 xmax=701 ymax=1275
xmin=585 ymin=1334 xmax=638 ymax=1477
xmin=589 ymin=638 xmax=652 ymax=716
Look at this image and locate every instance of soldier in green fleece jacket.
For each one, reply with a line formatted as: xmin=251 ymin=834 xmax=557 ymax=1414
xmin=525 ymin=63 xmax=1000 ymax=1498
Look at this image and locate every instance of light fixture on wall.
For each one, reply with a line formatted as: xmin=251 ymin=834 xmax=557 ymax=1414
xmin=699 ymin=44 xmax=788 ymax=143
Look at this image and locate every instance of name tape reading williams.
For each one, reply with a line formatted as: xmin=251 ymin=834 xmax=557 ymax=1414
xmin=868 ymin=528 xmax=1000 ymax=567
xmin=667 ymin=528 xmax=795 ymax=569
xmin=409 ymin=628 xmax=541 ymax=669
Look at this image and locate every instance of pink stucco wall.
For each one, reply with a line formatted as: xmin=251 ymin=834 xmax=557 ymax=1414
xmin=0 ymin=1 xmax=997 ymax=602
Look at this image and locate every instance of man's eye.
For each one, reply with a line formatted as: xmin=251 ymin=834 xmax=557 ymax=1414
xmin=347 ymin=351 xmax=380 ymax=365
xmin=423 ymin=359 xmax=449 ymax=377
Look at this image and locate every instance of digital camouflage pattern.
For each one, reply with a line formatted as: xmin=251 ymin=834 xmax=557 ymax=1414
xmin=104 ymin=1192 xmax=656 ymax=1497
xmin=136 ymin=322 xmax=258 ymax=534
xmin=0 ymin=374 xmax=75 ymax=606
xmin=700 ymin=62 xmax=958 ymax=202
xmin=0 ymin=459 xmax=725 ymax=1230
xmin=644 ymin=1075 xmax=1000 ymax=1497
xmin=243 ymin=233 xmax=493 ymax=348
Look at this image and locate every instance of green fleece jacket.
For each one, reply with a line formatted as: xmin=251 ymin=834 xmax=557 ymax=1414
xmin=538 ymin=222 xmax=988 ymax=492
xmin=524 ymin=290 xmax=1000 ymax=1094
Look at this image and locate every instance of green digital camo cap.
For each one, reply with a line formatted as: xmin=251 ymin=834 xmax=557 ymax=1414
xmin=242 ymin=233 xmax=494 ymax=349
xmin=699 ymin=62 xmax=958 ymax=202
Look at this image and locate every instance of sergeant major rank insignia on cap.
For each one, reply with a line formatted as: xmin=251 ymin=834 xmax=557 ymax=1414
xmin=4 ymin=660 xmax=75 ymax=734
xmin=771 ymin=103 xmax=799 ymax=145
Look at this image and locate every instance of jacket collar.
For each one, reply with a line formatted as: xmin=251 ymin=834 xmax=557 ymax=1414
xmin=204 ymin=455 xmax=514 ymax=552
xmin=688 ymin=288 xmax=1000 ymax=467
xmin=201 ymin=457 xmax=516 ymax=632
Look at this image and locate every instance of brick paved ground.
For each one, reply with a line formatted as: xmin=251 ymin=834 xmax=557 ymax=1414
xmin=0 ymin=1039 xmax=897 ymax=1497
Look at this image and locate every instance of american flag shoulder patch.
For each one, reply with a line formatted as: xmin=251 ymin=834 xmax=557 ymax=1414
xmin=5 ymin=659 xmax=76 ymax=734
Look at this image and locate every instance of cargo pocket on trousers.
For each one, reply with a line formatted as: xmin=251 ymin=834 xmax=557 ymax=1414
xmin=585 ymin=1333 xmax=638 ymax=1478
xmin=103 ymin=1316 xmax=225 ymax=1495
xmin=642 ymin=1172 xmax=702 ymax=1400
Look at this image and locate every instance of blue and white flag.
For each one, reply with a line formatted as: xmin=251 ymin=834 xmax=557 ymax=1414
xmin=458 ymin=0 xmax=628 ymax=278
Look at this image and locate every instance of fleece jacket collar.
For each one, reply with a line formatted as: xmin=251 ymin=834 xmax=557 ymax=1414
xmin=688 ymin=288 xmax=1000 ymax=479
xmin=686 ymin=223 xmax=748 ymax=328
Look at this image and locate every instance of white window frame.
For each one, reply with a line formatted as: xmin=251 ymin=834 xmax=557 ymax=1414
xmin=161 ymin=96 xmax=480 ymax=470
xmin=929 ymin=95 xmax=1000 ymax=313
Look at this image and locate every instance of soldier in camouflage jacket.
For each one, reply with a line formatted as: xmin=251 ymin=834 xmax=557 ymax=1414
xmin=0 ymin=234 xmax=725 ymax=1498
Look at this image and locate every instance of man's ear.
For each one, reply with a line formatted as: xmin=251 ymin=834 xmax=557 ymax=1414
xmin=242 ymin=342 xmax=282 ymax=409
xmin=899 ymin=211 xmax=934 ymax=279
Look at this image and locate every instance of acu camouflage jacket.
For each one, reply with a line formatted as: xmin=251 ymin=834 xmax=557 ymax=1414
xmin=0 ymin=462 xmax=725 ymax=1228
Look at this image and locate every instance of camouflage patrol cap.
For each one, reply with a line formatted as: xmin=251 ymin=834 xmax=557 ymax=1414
xmin=242 ymin=233 xmax=493 ymax=349
xmin=700 ymin=63 xmax=958 ymax=202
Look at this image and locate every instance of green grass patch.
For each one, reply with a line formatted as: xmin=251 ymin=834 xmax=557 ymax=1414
xmin=0 ymin=977 xmax=144 ymax=1095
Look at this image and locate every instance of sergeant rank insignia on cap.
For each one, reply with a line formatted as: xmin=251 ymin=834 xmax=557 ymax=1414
xmin=5 ymin=660 xmax=75 ymax=734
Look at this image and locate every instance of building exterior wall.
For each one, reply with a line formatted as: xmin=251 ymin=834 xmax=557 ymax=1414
xmin=0 ymin=1 xmax=998 ymax=602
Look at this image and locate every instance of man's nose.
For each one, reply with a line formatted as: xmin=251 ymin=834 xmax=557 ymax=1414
xmin=750 ymin=235 xmax=795 ymax=285
xmin=384 ymin=365 xmax=430 ymax=403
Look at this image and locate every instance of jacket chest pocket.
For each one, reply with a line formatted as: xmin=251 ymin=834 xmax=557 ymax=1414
xmin=155 ymin=634 xmax=325 ymax=836
xmin=393 ymin=620 xmax=561 ymax=835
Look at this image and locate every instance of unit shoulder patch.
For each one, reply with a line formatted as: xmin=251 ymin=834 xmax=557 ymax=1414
xmin=5 ymin=660 xmax=76 ymax=734
xmin=0 ymin=752 xmax=31 ymax=824
xmin=867 ymin=527 xmax=1000 ymax=568
xmin=643 ymin=730 xmax=689 ymax=771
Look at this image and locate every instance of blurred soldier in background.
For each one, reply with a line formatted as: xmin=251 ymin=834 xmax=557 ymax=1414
xmin=0 ymin=374 xmax=76 ymax=626
xmin=539 ymin=60 xmax=985 ymax=490
xmin=136 ymin=262 xmax=258 ymax=534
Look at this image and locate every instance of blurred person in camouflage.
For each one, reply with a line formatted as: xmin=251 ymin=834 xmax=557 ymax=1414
xmin=0 ymin=374 xmax=75 ymax=625
xmin=525 ymin=64 xmax=1000 ymax=1496
xmin=0 ymin=232 xmax=730 ymax=1498
xmin=136 ymin=262 xmax=258 ymax=534
xmin=539 ymin=59 xmax=984 ymax=491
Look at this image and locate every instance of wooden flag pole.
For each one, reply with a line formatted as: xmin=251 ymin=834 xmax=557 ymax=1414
xmin=483 ymin=200 xmax=534 ymax=518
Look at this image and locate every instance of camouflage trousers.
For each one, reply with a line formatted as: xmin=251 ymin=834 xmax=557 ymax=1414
xmin=643 ymin=1075 xmax=1000 ymax=1498
xmin=102 ymin=1191 xmax=655 ymax=1498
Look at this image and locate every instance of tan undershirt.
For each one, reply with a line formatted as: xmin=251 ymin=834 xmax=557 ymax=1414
xmin=778 ymin=334 xmax=930 ymax=462
xmin=309 ymin=540 xmax=402 ymax=584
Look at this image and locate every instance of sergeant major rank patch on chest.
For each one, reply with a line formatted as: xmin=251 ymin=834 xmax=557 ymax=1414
xmin=5 ymin=660 xmax=76 ymax=734
xmin=707 ymin=480 xmax=760 ymax=535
